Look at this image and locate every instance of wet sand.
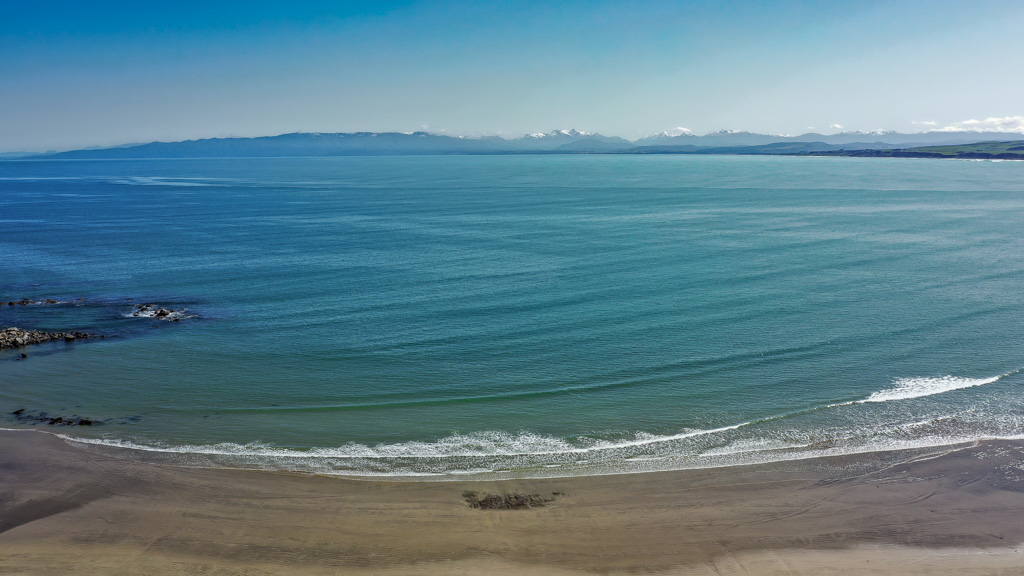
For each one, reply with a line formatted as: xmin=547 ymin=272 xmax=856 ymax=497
xmin=1 ymin=429 xmax=1022 ymax=575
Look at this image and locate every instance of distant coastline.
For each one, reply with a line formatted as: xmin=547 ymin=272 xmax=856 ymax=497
xmin=8 ymin=129 xmax=1024 ymax=160
xmin=806 ymin=140 xmax=1024 ymax=160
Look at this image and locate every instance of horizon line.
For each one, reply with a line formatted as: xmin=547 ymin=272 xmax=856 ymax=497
xmin=9 ymin=126 xmax=1024 ymax=156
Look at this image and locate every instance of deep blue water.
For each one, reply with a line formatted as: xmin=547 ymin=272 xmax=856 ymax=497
xmin=2 ymin=155 xmax=1023 ymax=478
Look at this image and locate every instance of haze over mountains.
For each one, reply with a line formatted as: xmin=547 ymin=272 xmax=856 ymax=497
xmin=19 ymin=128 xmax=1024 ymax=159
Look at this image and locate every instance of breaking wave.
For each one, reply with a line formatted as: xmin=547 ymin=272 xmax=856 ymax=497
xmin=860 ymin=372 xmax=1015 ymax=404
xmin=57 ymin=406 xmax=1024 ymax=480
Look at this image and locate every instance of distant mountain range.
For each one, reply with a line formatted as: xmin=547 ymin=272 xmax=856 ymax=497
xmin=13 ymin=129 xmax=1024 ymax=159
xmin=629 ymin=128 xmax=1024 ymax=148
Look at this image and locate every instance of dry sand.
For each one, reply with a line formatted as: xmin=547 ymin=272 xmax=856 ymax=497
xmin=1 ymin=429 xmax=1023 ymax=575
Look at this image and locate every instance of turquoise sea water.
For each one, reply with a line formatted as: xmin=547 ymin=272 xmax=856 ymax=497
xmin=2 ymin=155 xmax=1023 ymax=478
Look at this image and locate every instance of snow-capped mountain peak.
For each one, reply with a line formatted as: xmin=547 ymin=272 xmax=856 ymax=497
xmin=706 ymin=129 xmax=752 ymax=136
xmin=839 ymin=129 xmax=897 ymax=136
xmin=647 ymin=127 xmax=695 ymax=138
xmin=524 ymin=129 xmax=591 ymax=139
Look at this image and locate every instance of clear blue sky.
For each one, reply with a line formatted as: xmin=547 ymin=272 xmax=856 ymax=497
xmin=2 ymin=0 xmax=1023 ymax=151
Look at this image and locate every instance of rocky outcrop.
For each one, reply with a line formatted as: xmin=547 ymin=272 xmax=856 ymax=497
xmin=6 ymin=298 xmax=61 ymax=306
xmin=1 ymin=327 xmax=95 ymax=349
xmin=130 ymin=303 xmax=194 ymax=321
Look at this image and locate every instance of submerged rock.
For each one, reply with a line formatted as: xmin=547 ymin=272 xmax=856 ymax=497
xmin=9 ymin=408 xmax=100 ymax=426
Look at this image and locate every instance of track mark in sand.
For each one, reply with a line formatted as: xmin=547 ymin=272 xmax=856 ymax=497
xmin=901 ymin=490 xmax=939 ymax=505
xmin=0 ymin=483 xmax=112 ymax=534
xmin=114 ymin=532 xmax=175 ymax=574
xmin=728 ymin=499 xmax=827 ymax=528
xmin=954 ymin=474 xmax=987 ymax=488
xmin=708 ymin=543 xmax=755 ymax=576
xmin=811 ymin=477 xmax=851 ymax=487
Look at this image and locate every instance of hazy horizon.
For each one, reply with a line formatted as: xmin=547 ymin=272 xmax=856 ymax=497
xmin=12 ymin=123 xmax=1024 ymax=156
xmin=3 ymin=1 xmax=1024 ymax=153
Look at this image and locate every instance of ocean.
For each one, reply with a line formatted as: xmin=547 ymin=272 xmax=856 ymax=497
xmin=2 ymin=154 xmax=1023 ymax=479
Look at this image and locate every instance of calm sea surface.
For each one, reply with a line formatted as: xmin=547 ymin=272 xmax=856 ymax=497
xmin=2 ymin=155 xmax=1023 ymax=478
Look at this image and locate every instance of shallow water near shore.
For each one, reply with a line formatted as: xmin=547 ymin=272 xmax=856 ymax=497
xmin=2 ymin=155 xmax=1024 ymax=478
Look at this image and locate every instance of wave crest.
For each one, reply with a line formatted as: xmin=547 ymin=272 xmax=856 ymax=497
xmin=861 ymin=374 xmax=1003 ymax=403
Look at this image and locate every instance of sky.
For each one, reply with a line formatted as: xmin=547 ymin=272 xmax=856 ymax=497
xmin=2 ymin=0 xmax=1024 ymax=152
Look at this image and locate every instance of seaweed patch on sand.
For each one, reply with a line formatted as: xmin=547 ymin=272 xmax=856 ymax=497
xmin=463 ymin=490 xmax=565 ymax=510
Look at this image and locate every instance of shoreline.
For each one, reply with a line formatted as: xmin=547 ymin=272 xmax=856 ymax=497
xmin=3 ymin=429 xmax=1023 ymax=574
xmin=42 ymin=426 xmax=1024 ymax=482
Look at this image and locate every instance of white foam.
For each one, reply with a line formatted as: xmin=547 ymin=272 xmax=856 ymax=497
xmin=55 ymin=429 xmax=1024 ymax=481
xmin=52 ymin=400 xmax=1023 ymax=475
xmin=124 ymin=306 xmax=197 ymax=321
xmin=43 ymin=370 xmax=1023 ymax=480
xmin=107 ymin=177 xmax=223 ymax=187
xmin=58 ymin=424 xmax=750 ymax=461
xmin=860 ymin=375 xmax=1003 ymax=403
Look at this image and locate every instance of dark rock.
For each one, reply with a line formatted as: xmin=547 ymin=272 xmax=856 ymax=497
xmin=4 ymin=298 xmax=62 ymax=305
xmin=128 ymin=303 xmax=194 ymax=321
xmin=10 ymin=409 xmax=101 ymax=426
xmin=1 ymin=327 xmax=96 ymax=349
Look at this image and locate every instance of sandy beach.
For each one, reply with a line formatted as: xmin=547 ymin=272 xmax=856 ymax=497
xmin=0 ymin=430 xmax=1021 ymax=575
